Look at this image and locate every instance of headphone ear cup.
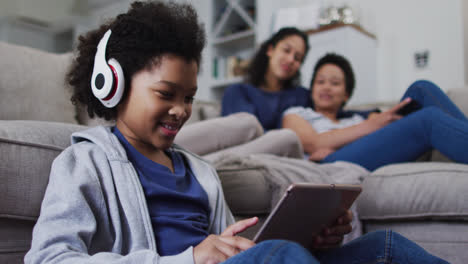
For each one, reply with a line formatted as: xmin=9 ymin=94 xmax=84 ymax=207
xmin=102 ymin=58 xmax=125 ymax=108
xmin=91 ymin=31 xmax=114 ymax=101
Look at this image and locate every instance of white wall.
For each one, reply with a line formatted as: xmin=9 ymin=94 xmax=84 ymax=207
xmin=257 ymin=0 xmax=313 ymax=44
xmin=0 ymin=0 xmax=79 ymax=52
xmin=2 ymin=0 xmax=465 ymax=101
xmin=259 ymin=0 xmax=465 ymax=102
xmin=0 ymin=2 xmax=18 ymax=17
xmin=356 ymin=0 xmax=465 ymax=101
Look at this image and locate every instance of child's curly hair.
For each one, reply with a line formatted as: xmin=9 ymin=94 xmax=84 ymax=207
xmin=67 ymin=1 xmax=206 ymax=120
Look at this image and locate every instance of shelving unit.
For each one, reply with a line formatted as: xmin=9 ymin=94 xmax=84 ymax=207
xmin=209 ymin=0 xmax=257 ymax=100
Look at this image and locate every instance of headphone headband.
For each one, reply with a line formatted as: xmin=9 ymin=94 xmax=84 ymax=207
xmin=90 ymin=29 xmax=125 ymax=108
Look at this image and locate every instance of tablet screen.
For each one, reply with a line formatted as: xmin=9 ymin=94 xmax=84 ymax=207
xmin=253 ymin=183 xmax=362 ymax=248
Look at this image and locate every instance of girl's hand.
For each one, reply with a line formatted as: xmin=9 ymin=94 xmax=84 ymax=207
xmin=366 ymin=98 xmax=412 ymax=129
xmin=193 ymin=217 xmax=258 ymax=264
xmin=308 ymin=148 xmax=335 ymax=161
xmin=311 ymin=210 xmax=353 ymax=250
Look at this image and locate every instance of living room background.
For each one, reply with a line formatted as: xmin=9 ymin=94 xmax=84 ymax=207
xmin=0 ymin=0 xmax=466 ymax=103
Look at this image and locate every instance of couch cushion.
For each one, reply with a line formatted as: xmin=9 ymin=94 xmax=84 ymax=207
xmin=214 ymin=153 xmax=367 ymax=215
xmin=0 ymin=120 xmax=87 ymax=220
xmin=0 ymin=42 xmax=76 ymax=123
xmin=217 ymin=163 xmax=272 ymax=215
xmin=357 ymin=162 xmax=468 ymax=221
xmin=431 ymin=88 xmax=468 ymax=162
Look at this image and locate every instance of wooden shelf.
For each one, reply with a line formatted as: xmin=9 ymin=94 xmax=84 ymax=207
xmin=209 ymin=0 xmax=257 ymax=100
xmin=211 ymin=76 xmax=243 ymax=89
xmin=305 ymin=23 xmax=376 ymax=39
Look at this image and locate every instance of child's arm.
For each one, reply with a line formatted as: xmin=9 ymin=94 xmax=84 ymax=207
xmin=194 ymin=217 xmax=258 ymax=264
xmin=282 ymin=113 xmax=379 ymax=154
xmin=311 ymin=210 xmax=353 ymax=250
xmin=25 ymin=148 xmax=194 ymax=264
xmin=282 ymin=99 xmax=411 ymax=155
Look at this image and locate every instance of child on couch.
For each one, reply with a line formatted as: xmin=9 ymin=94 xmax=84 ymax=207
xmin=26 ymin=1 xmax=448 ymax=263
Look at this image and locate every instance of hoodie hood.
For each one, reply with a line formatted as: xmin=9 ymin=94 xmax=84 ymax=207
xmin=71 ymin=125 xmax=128 ymax=161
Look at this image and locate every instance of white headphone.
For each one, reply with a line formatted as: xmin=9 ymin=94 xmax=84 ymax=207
xmin=91 ymin=29 xmax=125 ymax=108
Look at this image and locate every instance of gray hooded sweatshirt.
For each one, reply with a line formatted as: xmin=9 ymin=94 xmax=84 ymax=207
xmin=25 ymin=126 xmax=235 ymax=264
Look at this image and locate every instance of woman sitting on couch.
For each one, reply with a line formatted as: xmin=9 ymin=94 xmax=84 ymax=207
xmin=177 ymin=27 xmax=313 ymax=160
xmin=221 ymin=27 xmax=311 ymax=131
xmin=282 ymin=53 xmax=468 ymax=171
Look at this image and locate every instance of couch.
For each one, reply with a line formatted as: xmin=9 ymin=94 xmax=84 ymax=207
xmin=1 ymin=41 xmax=467 ymax=264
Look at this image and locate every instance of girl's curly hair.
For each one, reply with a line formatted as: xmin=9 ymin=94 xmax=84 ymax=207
xmin=68 ymin=1 xmax=206 ymax=120
xmin=245 ymin=27 xmax=309 ymax=89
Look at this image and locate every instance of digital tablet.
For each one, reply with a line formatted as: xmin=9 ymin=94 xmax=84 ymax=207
xmin=253 ymin=183 xmax=362 ymax=248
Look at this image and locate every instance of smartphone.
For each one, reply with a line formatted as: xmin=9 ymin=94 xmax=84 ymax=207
xmin=397 ymin=99 xmax=422 ymax=116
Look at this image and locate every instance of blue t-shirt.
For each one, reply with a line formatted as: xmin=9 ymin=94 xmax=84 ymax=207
xmin=221 ymin=83 xmax=311 ymax=131
xmin=113 ymin=127 xmax=210 ymax=256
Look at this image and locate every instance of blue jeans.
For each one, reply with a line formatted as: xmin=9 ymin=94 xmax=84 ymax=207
xmin=222 ymin=230 xmax=448 ymax=264
xmin=322 ymin=80 xmax=468 ymax=171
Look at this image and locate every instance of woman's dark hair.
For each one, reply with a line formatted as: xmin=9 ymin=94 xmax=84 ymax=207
xmin=245 ymin=27 xmax=309 ymax=89
xmin=67 ymin=1 xmax=206 ymax=120
xmin=310 ymin=53 xmax=355 ymax=100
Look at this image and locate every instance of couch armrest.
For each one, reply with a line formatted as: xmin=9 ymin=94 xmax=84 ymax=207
xmin=0 ymin=120 xmax=87 ymax=262
xmin=447 ymin=87 xmax=468 ymax=117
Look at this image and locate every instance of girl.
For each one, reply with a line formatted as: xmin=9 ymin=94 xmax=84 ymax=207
xmin=283 ymin=53 xmax=468 ymax=171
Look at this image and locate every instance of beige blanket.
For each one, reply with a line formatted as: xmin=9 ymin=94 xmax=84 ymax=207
xmin=211 ymin=153 xmax=370 ymax=242
xmin=212 ymin=153 xmax=368 ymax=207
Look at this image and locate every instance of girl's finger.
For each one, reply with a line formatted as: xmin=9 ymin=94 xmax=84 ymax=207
xmin=214 ymin=239 xmax=241 ymax=258
xmin=327 ymin=223 xmax=353 ymax=236
xmin=218 ymin=236 xmax=256 ymax=251
xmin=222 ymin=217 xmax=258 ymax=236
xmin=389 ymin=97 xmax=412 ymax=113
xmin=337 ymin=210 xmax=353 ymax=224
xmin=316 ymin=235 xmax=344 ymax=247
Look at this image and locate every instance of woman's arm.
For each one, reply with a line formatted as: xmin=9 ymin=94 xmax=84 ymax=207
xmin=194 ymin=217 xmax=258 ymax=264
xmin=282 ymin=99 xmax=412 ymax=155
